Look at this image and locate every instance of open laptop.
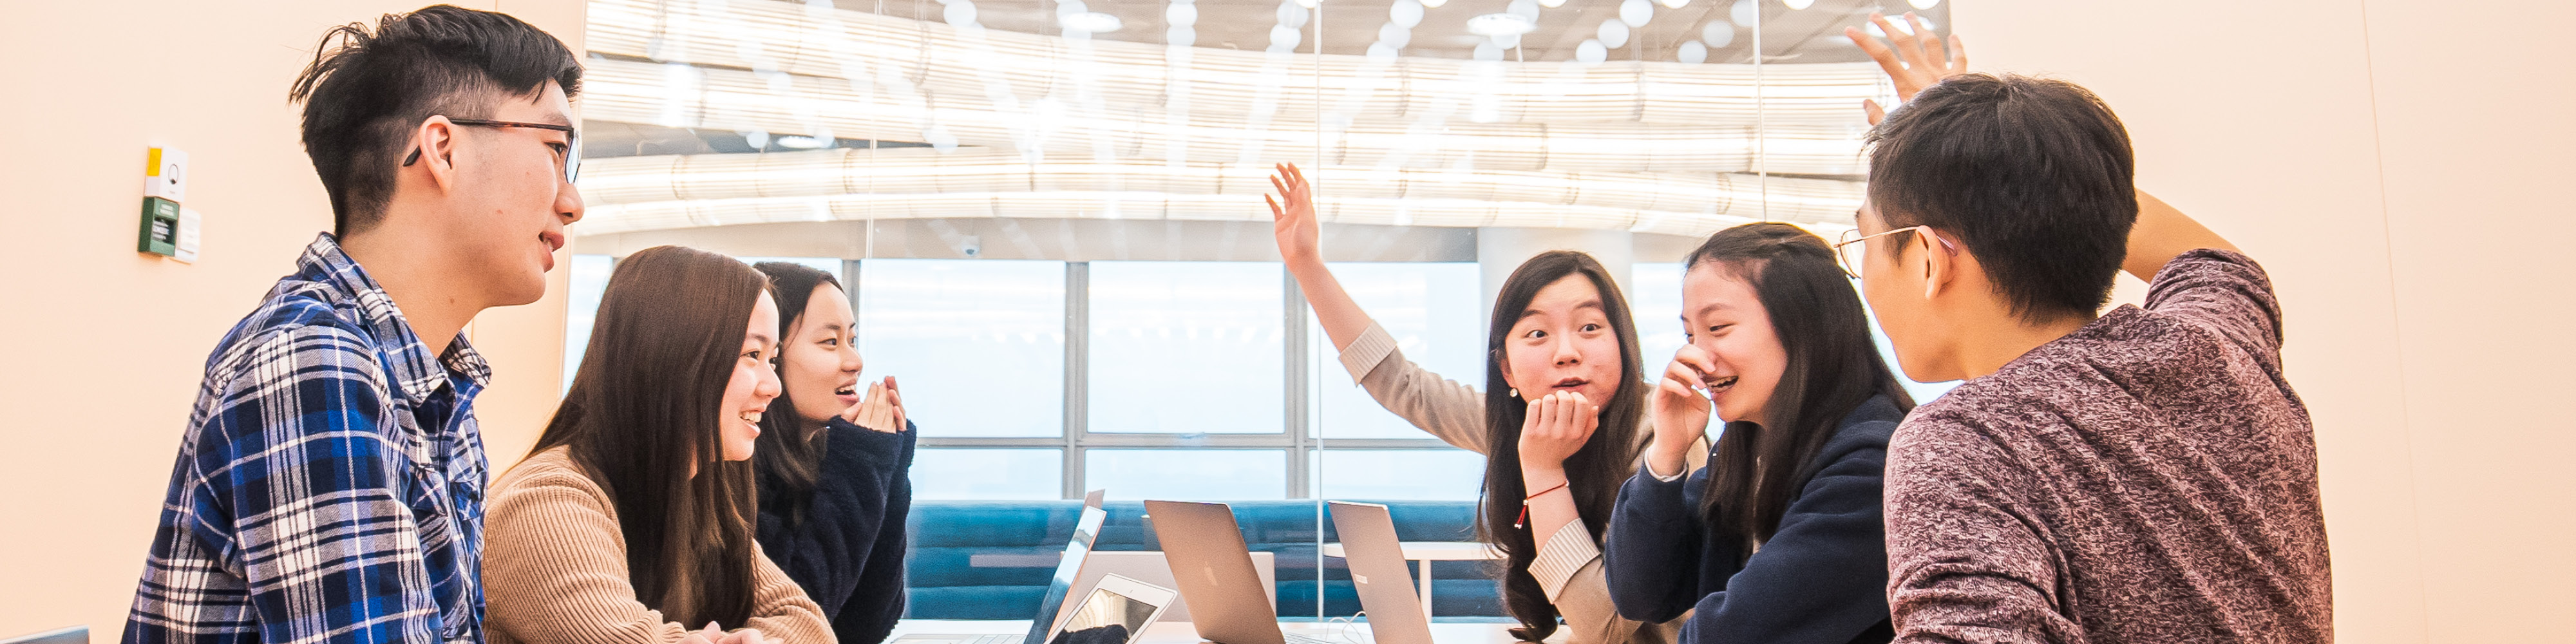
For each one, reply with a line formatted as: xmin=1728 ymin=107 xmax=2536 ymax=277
xmin=1144 ymin=500 xmax=1350 ymax=644
xmin=1043 ymin=573 xmax=1180 ymax=644
xmin=1324 ymin=501 xmax=1436 ymax=644
xmin=895 ymin=490 xmax=1110 ymax=644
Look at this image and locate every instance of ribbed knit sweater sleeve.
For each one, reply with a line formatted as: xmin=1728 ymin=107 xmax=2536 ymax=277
xmin=486 ymin=448 xmax=832 ymax=644
xmin=754 ymin=417 xmax=918 ymax=644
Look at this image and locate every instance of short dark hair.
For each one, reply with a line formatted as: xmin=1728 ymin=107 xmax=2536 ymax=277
xmin=1864 ymin=73 xmax=2137 ymax=322
xmin=289 ymin=5 xmax=583 ymax=236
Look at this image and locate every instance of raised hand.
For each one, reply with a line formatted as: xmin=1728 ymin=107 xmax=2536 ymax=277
xmin=1517 ymin=390 xmax=1600 ymax=469
xmin=1647 ymin=345 xmax=1718 ymax=477
xmin=1844 ymin=12 xmax=1968 ymax=124
xmin=842 ymin=376 xmax=904 ymax=433
xmin=1266 ymin=162 xmax=1320 ymax=265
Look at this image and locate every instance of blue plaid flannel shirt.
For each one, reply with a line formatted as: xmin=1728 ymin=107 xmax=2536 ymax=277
xmin=126 ymin=234 xmax=491 ymax=644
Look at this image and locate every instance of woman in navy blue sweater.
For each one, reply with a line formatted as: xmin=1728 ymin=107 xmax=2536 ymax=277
xmin=1602 ymin=223 xmax=1917 ymax=644
xmin=750 ymin=261 xmax=918 ymax=644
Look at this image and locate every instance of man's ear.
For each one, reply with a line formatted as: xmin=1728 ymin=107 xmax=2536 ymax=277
xmin=1918 ymin=227 xmax=1957 ymax=301
xmin=415 ymin=117 xmax=461 ymax=194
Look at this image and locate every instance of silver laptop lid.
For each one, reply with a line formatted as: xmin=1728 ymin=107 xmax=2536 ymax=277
xmin=1025 ymin=489 xmax=1112 ymax=644
xmin=1327 ymin=501 xmax=1434 ymax=644
xmin=1045 ymin=574 xmax=1179 ymax=644
xmin=1142 ymin=500 xmax=1287 ymax=644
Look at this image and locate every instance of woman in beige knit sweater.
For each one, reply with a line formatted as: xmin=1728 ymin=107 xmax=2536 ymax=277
xmin=1266 ymin=165 xmax=1700 ymax=644
xmin=486 ymin=245 xmax=833 ymax=644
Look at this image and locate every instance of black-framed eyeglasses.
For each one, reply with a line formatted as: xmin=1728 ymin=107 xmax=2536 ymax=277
xmin=401 ymin=118 xmax=580 ymax=184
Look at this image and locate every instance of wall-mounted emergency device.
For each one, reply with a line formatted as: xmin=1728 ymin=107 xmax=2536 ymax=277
xmin=140 ymin=147 xmax=200 ymax=262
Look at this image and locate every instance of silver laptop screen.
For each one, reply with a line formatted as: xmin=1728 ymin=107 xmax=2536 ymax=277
xmin=1044 ymin=585 xmax=1160 ymax=644
xmin=1023 ymin=491 xmax=1110 ymax=644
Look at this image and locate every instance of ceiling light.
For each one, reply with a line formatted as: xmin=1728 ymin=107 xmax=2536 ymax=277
xmin=1390 ymin=0 xmax=1424 ymax=28
xmin=1618 ymin=0 xmax=1652 ymax=27
xmin=1701 ymin=20 xmax=1734 ymax=47
xmin=1909 ymin=0 xmax=1939 ymax=7
xmin=1061 ymin=11 xmax=1122 ymax=32
xmin=1467 ymin=12 xmax=1536 ymax=36
xmin=1421 ymin=0 xmax=1449 ymax=7
xmin=1575 ymin=39 xmax=1607 ymax=64
xmin=1781 ymin=0 xmax=1812 ymax=9
xmin=1597 ymin=19 xmax=1629 ymax=48
xmin=1676 ymin=40 xmax=1707 ymax=63
xmin=1276 ymin=1 xmax=1308 ymax=27
xmin=1657 ymin=0 xmax=1688 ymax=7
xmin=1537 ymin=0 xmax=1566 ymax=7
xmin=1728 ymin=0 xmax=1756 ymax=24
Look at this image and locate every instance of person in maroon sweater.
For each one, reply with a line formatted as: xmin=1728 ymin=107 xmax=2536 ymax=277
xmin=1842 ymin=14 xmax=2331 ymax=644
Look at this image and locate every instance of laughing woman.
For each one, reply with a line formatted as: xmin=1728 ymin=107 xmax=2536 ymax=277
xmin=748 ymin=261 xmax=918 ymax=644
xmin=485 ymin=246 xmax=829 ymax=644
xmin=1601 ymin=224 xmax=1915 ymax=644
xmin=1267 ymin=164 xmax=1696 ymax=644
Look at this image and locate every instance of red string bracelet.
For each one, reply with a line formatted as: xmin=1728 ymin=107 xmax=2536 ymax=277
xmin=1514 ymin=480 xmax=1570 ymax=529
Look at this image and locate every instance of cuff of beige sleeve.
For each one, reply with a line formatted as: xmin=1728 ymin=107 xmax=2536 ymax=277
xmin=1528 ymin=520 xmax=1601 ymax=603
xmin=1337 ymin=321 xmax=1399 ymax=384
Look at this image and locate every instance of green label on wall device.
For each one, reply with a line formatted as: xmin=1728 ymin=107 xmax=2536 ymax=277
xmin=139 ymin=196 xmax=180 ymax=256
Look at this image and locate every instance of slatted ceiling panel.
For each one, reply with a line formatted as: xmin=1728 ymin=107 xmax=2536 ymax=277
xmin=585 ymin=58 xmax=1864 ymax=175
xmin=573 ymin=180 xmax=1855 ymax=237
xmin=586 ymin=0 xmax=1883 ymax=128
xmin=580 ymin=147 xmax=1857 ymax=214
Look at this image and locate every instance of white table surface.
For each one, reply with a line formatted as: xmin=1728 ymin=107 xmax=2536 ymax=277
xmin=888 ymin=620 xmax=1539 ymax=644
xmin=1318 ymin=542 xmax=1499 ymax=561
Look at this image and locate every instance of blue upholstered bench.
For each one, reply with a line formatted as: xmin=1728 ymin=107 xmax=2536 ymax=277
xmin=903 ymin=500 xmax=1506 ymax=620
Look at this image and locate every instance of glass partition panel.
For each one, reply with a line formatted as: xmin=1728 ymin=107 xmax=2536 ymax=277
xmin=571 ymin=0 xmax=1952 ymax=627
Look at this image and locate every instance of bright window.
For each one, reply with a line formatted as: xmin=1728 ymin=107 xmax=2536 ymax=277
xmin=1086 ymin=261 xmax=1285 ymax=434
xmin=858 ymin=259 xmax=1067 ymax=438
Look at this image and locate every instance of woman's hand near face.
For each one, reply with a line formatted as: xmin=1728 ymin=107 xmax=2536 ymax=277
xmin=841 ymin=377 xmax=904 ymax=433
xmin=1517 ymin=390 xmax=1598 ymax=470
xmin=1648 ymin=345 xmax=1719 ymax=477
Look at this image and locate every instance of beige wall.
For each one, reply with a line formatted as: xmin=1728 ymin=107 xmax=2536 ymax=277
xmin=1956 ymin=0 xmax=2575 ymax=641
xmin=0 ymin=0 xmax=582 ymax=637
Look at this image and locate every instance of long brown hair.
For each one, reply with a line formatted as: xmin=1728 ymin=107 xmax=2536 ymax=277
xmin=531 ymin=245 xmax=772 ymax=627
xmin=1683 ymin=223 xmax=1915 ymax=555
xmin=748 ymin=261 xmax=844 ymax=529
xmin=1473 ymin=251 xmax=1645 ymax=643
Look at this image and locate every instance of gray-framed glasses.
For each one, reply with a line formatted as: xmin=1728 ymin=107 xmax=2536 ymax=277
xmin=402 ymin=117 xmax=580 ymax=184
xmin=1833 ymin=225 xmax=1949 ymax=279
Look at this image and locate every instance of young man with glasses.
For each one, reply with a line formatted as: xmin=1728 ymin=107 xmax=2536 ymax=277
xmin=1843 ymin=14 xmax=2331 ymax=644
xmin=124 ymin=6 xmax=583 ymax=643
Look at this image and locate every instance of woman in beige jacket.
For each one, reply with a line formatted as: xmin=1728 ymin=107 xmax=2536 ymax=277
xmin=486 ymin=246 xmax=833 ymax=644
xmin=1267 ymin=165 xmax=1699 ymax=644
